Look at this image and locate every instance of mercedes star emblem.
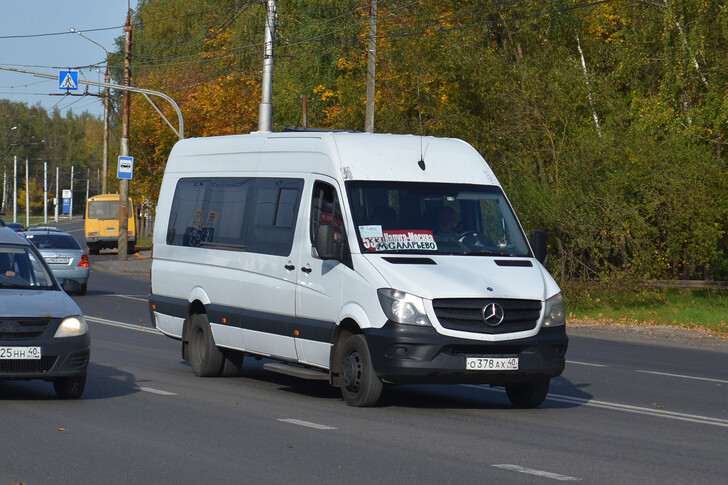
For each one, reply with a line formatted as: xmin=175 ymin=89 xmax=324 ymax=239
xmin=482 ymin=303 xmax=505 ymax=327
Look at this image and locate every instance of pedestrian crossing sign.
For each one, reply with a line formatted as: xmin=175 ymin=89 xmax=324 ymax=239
xmin=59 ymin=70 xmax=79 ymax=91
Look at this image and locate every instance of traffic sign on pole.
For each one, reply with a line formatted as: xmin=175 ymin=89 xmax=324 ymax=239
xmin=117 ymin=156 xmax=134 ymax=180
xmin=59 ymin=71 xmax=79 ymax=91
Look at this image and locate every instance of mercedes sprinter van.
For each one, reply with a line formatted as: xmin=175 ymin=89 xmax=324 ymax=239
xmin=149 ymin=132 xmax=568 ymax=407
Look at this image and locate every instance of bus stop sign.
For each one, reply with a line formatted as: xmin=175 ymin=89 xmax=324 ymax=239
xmin=118 ymin=156 xmax=134 ymax=180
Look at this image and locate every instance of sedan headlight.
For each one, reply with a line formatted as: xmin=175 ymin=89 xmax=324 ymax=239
xmin=543 ymin=293 xmax=566 ymax=327
xmin=54 ymin=316 xmax=89 ymax=338
xmin=377 ymin=289 xmax=431 ymax=326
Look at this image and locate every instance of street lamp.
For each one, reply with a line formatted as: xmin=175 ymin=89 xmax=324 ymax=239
xmin=70 ymin=28 xmax=110 ymax=195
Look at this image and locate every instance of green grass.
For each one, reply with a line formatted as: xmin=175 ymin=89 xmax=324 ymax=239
xmin=566 ymin=287 xmax=728 ymax=335
xmin=136 ymin=235 xmax=153 ymax=250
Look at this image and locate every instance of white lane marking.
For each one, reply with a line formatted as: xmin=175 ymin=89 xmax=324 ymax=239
xmin=636 ymin=370 xmax=728 ymax=384
xmin=567 ymin=360 xmax=608 ymax=367
xmin=136 ymin=387 xmax=177 ymax=396
xmin=493 ymin=464 xmax=580 ymax=482
xmin=111 ymin=294 xmax=149 ymax=302
xmin=277 ymin=419 xmax=337 ymax=430
xmin=86 ymin=316 xmax=162 ymax=335
xmin=464 ymin=385 xmax=728 ymax=428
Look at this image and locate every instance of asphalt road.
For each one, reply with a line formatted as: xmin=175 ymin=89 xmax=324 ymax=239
xmin=1 ymin=220 xmax=726 ymax=484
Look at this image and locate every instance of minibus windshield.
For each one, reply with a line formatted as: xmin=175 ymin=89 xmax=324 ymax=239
xmin=346 ymin=181 xmax=531 ymax=257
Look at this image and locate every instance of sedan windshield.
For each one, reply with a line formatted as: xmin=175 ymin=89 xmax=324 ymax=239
xmin=346 ymin=181 xmax=531 ymax=257
xmin=0 ymin=245 xmax=55 ymax=289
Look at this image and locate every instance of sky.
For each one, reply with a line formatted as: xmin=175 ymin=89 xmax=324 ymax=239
xmin=0 ymin=1 xmax=139 ymax=119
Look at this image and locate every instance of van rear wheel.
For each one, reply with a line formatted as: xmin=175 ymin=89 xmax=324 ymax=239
xmin=339 ymin=334 xmax=383 ymax=407
xmin=505 ymin=377 xmax=550 ymax=408
xmin=188 ymin=314 xmax=224 ymax=377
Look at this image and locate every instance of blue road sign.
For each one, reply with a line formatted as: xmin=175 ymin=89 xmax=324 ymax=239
xmin=117 ymin=156 xmax=134 ymax=180
xmin=59 ymin=71 xmax=79 ymax=91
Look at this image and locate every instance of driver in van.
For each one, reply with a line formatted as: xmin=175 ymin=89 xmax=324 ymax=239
xmin=435 ymin=207 xmax=458 ymax=239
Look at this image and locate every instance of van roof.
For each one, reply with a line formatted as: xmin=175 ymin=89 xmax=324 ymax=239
xmin=166 ymin=132 xmax=500 ymax=186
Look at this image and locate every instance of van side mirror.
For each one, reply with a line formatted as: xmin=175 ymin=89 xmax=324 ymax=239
xmin=314 ymin=225 xmax=343 ymax=260
xmin=530 ymin=230 xmax=548 ymax=264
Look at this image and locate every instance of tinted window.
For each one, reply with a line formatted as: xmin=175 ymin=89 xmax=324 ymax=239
xmin=0 ymin=245 xmax=55 ymax=288
xmin=246 ymin=178 xmax=304 ymax=256
xmin=167 ymin=177 xmax=302 ymax=256
xmin=346 ymin=181 xmax=530 ymax=257
xmin=24 ymin=233 xmax=82 ymax=250
xmin=310 ymin=181 xmax=345 ymax=243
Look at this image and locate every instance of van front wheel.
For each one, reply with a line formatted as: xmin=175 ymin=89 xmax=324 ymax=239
xmin=188 ymin=314 xmax=224 ymax=377
xmin=339 ymin=335 xmax=383 ymax=407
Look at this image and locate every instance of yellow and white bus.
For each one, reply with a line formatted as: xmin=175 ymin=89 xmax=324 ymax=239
xmin=85 ymin=194 xmax=136 ymax=254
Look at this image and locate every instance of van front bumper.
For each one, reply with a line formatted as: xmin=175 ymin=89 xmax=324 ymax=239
xmin=363 ymin=323 xmax=567 ymax=385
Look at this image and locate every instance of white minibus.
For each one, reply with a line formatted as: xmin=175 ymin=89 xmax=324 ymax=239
xmin=149 ymin=131 xmax=568 ymax=407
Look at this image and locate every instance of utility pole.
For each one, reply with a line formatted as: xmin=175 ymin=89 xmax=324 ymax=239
xmin=365 ymin=0 xmax=377 ymax=133
xmin=118 ymin=9 xmax=132 ymax=260
xmin=44 ymin=162 xmax=48 ymax=224
xmin=13 ymin=156 xmax=17 ymax=223
xmin=71 ymin=28 xmax=110 ymax=194
xmin=2 ymin=166 xmax=6 ymax=214
xmin=102 ymin=64 xmax=110 ymax=194
xmin=258 ymin=0 xmax=276 ymax=133
xmin=25 ymin=159 xmax=29 ymax=228
xmin=70 ymin=165 xmax=74 ymax=220
xmin=55 ymin=167 xmax=59 ymax=223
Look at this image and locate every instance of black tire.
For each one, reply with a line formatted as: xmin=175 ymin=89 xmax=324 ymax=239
xmin=188 ymin=314 xmax=224 ymax=377
xmin=54 ymin=375 xmax=87 ymax=399
xmin=88 ymin=244 xmax=99 ymax=255
xmin=77 ymin=282 xmax=88 ymax=296
xmin=219 ymin=350 xmax=244 ymax=377
xmin=339 ymin=334 xmax=383 ymax=407
xmin=505 ymin=377 xmax=550 ymax=408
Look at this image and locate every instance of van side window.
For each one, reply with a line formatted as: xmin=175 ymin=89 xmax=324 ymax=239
xmin=246 ymin=178 xmax=304 ymax=256
xmin=167 ymin=178 xmax=252 ymax=249
xmin=166 ymin=177 xmax=302 ymax=256
xmin=310 ymin=181 xmax=344 ymax=244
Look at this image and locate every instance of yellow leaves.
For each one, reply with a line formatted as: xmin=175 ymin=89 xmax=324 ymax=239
xmin=336 ymin=57 xmax=355 ymax=72
xmin=313 ymin=84 xmax=335 ymax=102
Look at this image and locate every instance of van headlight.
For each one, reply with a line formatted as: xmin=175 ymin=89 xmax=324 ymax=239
xmin=377 ymin=289 xmax=432 ymax=326
xmin=543 ymin=293 xmax=566 ymax=327
xmin=54 ymin=316 xmax=89 ymax=338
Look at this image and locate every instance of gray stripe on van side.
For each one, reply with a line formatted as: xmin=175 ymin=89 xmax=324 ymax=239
xmin=208 ymin=304 xmax=335 ymax=344
xmin=150 ymin=297 xmax=336 ymax=344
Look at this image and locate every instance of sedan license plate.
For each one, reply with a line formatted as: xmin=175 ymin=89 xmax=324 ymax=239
xmin=0 ymin=346 xmax=42 ymax=360
xmin=466 ymin=357 xmax=518 ymax=371
xmin=45 ymin=257 xmax=70 ymax=264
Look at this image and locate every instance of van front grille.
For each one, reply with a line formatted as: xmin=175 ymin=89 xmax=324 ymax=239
xmin=432 ymin=298 xmax=541 ymax=334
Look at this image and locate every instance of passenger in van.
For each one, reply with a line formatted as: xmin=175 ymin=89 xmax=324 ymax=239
xmin=435 ymin=207 xmax=458 ymax=239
